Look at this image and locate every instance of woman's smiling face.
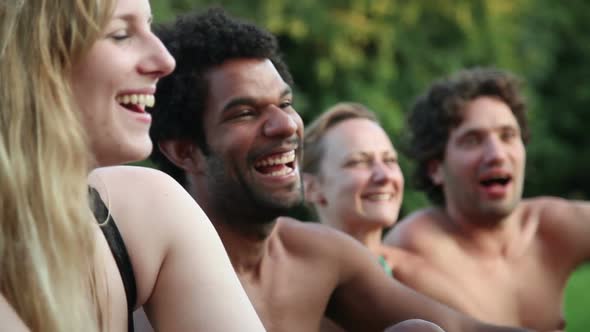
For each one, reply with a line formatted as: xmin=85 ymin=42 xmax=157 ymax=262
xmin=71 ymin=0 xmax=175 ymax=166
xmin=313 ymin=118 xmax=404 ymax=230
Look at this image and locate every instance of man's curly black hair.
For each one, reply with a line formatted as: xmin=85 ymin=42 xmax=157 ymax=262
xmin=149 ymin=7 xmax=294 ymax=188
xmin=406 ymin=67 xmax=529 ymax=206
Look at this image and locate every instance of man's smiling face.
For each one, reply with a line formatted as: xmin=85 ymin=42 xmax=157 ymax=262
xmin=200 ymin=58 xmax=304 ymax=221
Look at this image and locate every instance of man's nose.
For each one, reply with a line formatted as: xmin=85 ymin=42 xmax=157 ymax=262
xmin=263 ymin=106 xmax=299 ymax=138
xmin=483 ymin=136 xmax=507 ymax=164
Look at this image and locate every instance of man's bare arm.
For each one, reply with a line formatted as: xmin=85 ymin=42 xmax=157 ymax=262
xmin=538 ymin=197 xmax=590 ymax=267
xmin=326 ymin=230 xmax=531 ymax=332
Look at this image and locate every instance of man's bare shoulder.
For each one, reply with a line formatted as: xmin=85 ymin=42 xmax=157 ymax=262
xmin=276 ymin=217 xmax=357 ymax=243
xmin=384 ymin=207 xmax=449 ymax=252
xmin=520 ymin=196 xmax=566 ymax=209
xmin=520 ymin=196 xmax=590 ymax=271
xmin=520 ymin=196 xmax=573 ymax=231
xmin=275 ymin=216 xmax=370 ymax=258
xmin=522 ymin=196 xmax=587 ymax=238
xmin=275 ymin=217 xmax=401 ymax=290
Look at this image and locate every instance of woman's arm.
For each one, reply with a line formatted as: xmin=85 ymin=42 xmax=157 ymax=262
xmin=0 ymin=293 xmax=30 ymax=331
xmin=89 ymin=166 xmax=265 ymax=331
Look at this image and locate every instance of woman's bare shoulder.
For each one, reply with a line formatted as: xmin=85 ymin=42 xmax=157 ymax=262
xmin=0 ymin=294 xmax=29 ymax=332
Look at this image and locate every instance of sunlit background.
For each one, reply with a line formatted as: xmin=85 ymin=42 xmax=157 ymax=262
xmin=148 ymin=0 xmax=590 ymax=330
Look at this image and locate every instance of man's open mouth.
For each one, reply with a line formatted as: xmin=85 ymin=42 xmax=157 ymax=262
xmin=253 ymin=150 xmax=296 ymax=177
xmin=479 ymin=175 xmax=511 ymax=188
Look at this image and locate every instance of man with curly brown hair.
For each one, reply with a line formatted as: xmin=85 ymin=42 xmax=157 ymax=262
xmin=385 ymin=67 xmax=590 ymax=331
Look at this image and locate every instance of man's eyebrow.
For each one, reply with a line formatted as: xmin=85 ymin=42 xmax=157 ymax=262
xmin=221 ymin=97 xmax=258 ymax=113
xmin=456 ymin=127 xmax=483 ymax=137
xmin=499 ymin=124 xmax=520 ymax=132
xmin=458 ymin=123 xmax=519 ymax=135
xmin=221 ymin=86 xmax=293 ymax=113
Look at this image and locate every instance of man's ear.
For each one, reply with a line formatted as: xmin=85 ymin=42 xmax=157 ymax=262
xmin=428 ymin=159 xmax=444 ymax=185
xmin=158 ymin=140 xmax=205 ymax=174
xmin=303 ymin=173 xmax=327 ymax=206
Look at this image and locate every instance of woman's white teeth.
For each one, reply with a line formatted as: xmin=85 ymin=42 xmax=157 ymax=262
xmin=255 ymin=150 xmax=295 ymax=167
xmin=366 ymin=193 xmax=391 ymax=201
xmin=116 ymin=94 xmax=155 ymax=107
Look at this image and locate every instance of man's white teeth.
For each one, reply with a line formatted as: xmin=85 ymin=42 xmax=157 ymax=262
xmin=116 ymin=94 xmax=155 ymax=107
xmin=255 ymin=150 xmax=295 ymax=167
xmin=268 ymin=167 xmax=292 ymax=177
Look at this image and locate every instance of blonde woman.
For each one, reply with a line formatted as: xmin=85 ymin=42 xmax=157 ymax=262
xmin=303 ymin=103 xmax=410 ymax=276
xmin=0 ymin=0 xmax=264 ymax=331
xmin=303 ymin=103 xmax=414 ymax=332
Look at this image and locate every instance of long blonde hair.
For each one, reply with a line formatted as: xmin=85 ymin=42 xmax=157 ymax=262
xmin=0 ymin=0 xmax=114 ymax=330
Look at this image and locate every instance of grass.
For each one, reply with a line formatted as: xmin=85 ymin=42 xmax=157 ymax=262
xmin=565 ymin=264 xmax=590 ymax=332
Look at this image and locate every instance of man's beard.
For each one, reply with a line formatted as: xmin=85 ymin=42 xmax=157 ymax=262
xmin=205 ymin=153 xmax=303 ymax=226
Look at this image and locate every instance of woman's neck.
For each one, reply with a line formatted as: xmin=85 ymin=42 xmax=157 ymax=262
xmin=339 ymin=223 xmax=384 ymax=256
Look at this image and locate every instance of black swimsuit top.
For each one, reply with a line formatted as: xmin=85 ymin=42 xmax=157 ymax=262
xmin=91 ymin=188 xmax=136 ymax=332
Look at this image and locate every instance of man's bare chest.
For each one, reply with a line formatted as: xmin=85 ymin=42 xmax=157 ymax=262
xmin=239 ymin=266 xmax=336 ymax=332
xmin=397 ymin=249 xmax=566 ymax=330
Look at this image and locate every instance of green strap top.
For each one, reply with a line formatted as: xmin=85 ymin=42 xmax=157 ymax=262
xmin=378 ymin=255 xmax=393 ymax=277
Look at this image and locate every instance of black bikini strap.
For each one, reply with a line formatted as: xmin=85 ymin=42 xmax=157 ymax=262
xmin=90 ymin=187 xmax=137 ymax=331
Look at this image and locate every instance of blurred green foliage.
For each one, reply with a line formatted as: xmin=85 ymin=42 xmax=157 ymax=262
xmin=150 ymin=0 xmax=590 ymax=213
xmin=565 ymin=265 xmax=590 ymax=331
xmin=147 ymin=1 xmax=590 ymax=330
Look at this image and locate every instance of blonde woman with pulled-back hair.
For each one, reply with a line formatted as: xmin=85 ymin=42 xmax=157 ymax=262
xmin=303 ymin=103 xmax=412 ymax=332
xmin=303 ymin=103 xmax=409 ymax=277
xmin=0 ymin=0 xmax=265 ymax=331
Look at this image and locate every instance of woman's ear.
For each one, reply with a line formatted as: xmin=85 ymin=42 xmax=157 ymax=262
xmin=303 ymin=173 xmax=327 ymax=206
xmin=428 ymin=159 xmax=444 ymax=185
xmin=157 ymin=140 xmax=205 ymax=174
